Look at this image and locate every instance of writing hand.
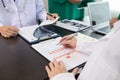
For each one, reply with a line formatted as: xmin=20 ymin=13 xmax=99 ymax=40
xmin=60 ymin=36 xmax=77 ymax=48
xmin=47 ymin=13 xmax=59 ymax=20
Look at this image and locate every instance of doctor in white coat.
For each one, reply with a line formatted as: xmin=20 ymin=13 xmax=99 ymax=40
xmin=45 ymin=21 xmax=120 ymax=80
xmin=0 ymin=0 xmax=57 ymax=38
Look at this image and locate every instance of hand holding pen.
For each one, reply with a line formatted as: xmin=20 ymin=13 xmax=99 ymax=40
xmin=58 ymin=33 xmax=78 ymax=48
xmin=47 ymin=13 xmax=58 ymax=20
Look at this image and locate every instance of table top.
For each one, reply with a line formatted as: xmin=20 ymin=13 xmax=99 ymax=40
xmin=0 ymin=36 xmax=50 ymax=80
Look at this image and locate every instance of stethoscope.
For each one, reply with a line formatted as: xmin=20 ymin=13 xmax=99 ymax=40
xmin=1 ymin=0 xmax=8 ymax=10
xmin=1 ymin=0 xmax=16 ymax=11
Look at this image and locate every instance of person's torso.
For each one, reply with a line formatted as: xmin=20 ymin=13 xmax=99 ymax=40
xmin=78 ymin=21 xmax=120 ymax=80
xmin=0 ymin=0 xmax=37 ymax=27
xmin=48 ymin=0 xmax=84 ymax=20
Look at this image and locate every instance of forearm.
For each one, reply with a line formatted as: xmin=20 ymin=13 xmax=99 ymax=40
xmin=36 ymin=0 xmax=47 ymax=21
xmin=69 ymin=0 xmax=82 ymax=4
xmin=50 ymin=73 xmax=76 ymax=80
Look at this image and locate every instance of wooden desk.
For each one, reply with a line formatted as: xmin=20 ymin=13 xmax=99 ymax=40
xmin=0 ymin=36 xmax=50 ymax=80
xmin=0 ymin=25 xmax=103 ymax=80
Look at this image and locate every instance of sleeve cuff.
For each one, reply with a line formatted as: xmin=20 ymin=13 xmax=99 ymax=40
xmin=50 ymin=73 xmax=75 ymax=80
xmin=39 ymin=12 xmax=47 ymax=21
xmin=0 ymin=23 xmax=3 ymax=27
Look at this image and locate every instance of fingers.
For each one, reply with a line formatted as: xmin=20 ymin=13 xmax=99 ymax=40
xmin=50 ymin=13 xmax=58 ymax=19
xmin=45 ymin=60 xmax=67 ymax=79
xmin=59 ymin=61 xmax=67 ymax=72
xmin=49 ymin=62 xmax=55 ymax=71
xmin=60 ymin=36 xmax=68 ymax=42
xmin=45 ymin=66 xmax=51 ymax=78
xmin=61 ymin=40 xmax=71 ymax=47
xmin=53 ymin=59 xmax=59 ymax=67
xmin=52 ymin=13 xmax=58 ymax=17
xmin=47 ymin=13 xmax=58 ymax=20
xmin=60 ymin=37 xmax=77 ymax=48
xmin=6 ymin=29 xmax=18 ymax=36
xmin=8 ymin=27 xmax=19 ymax=33
xmin=52 ymin=59 xmax=67 ymax=72
xmin=59 ymin=36 xmax=72 ymax=46
xmin=0 ymin=26 xmax=19 ymax=38
xmin=72 ymin=68 xmax=79 ymax=76
xmin=45 ymin=62 xmax=55 ymax=78
xmin=110 ymin=18 xmax=118 ymax=28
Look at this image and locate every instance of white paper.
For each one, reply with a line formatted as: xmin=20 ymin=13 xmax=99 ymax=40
xmin=40 ymin=17 xmax=59 ymax=26
xmin=77 ymin=33 xmax=98 ymax=42
xmin=32 ymin=36 xmax=89 ymax=70
xmin=19 ymin=25 xmax=39 ymax=43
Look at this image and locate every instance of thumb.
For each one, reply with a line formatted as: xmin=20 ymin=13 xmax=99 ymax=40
xmin=72 ymin=68 xmax=79 ymax=76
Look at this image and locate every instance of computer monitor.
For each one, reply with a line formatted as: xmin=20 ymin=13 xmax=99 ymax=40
xmin=88 ymin=1 xmax=111 ymax=25
xmin=87 ymin=1 xmax=112 ymax=35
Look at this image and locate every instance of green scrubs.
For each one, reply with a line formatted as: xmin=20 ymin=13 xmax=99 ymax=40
xmin=118 ymin=14 xmax=120 ymax=20
xmin=48 ymin=0 xmax=94 ymax=20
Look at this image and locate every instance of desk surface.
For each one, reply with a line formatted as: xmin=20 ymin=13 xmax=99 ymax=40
xmin=0 ymin=25 xmax=103 ymax=80
xmin=0 ymin=36 xmax=50 ymax=80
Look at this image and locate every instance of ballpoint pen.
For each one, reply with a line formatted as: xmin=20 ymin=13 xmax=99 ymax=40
xmin=47 ymin=13 xmax=56 ymax=19
xmin=57 ymin=33 xmax=78 ymax=45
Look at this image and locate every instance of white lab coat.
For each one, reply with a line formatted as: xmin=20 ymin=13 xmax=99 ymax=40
xmin=0 ymin=0 xmax=47 ymax=28
xmin=50 ymin=21 xmax=120 ymax=80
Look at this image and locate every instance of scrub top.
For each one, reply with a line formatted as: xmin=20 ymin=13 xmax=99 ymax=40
xmin=48 ymin=0 xmax=94 ymax=20
xmin=118 ymin=14 xmax=120 ymax=20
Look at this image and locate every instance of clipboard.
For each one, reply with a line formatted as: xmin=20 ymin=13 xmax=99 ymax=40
xmin=19 ymin=25 xmax=59 ymax=44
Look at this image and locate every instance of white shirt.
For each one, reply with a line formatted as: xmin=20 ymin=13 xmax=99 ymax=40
xmin=0 ymin=0 xmax=47 ymax=28
xmin=51 ymin=21 xmax=120 ymax=80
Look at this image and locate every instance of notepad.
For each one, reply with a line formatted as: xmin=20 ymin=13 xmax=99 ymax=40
xmin=31 ymin=33 xmax=96 ymax=70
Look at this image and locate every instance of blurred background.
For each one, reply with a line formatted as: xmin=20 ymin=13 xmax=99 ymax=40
xmin=43 ymin=0 xmax=120 ymax=18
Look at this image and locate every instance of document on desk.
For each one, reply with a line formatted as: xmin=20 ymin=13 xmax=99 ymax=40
xmin=31 ymin=33 xmax=97 ymax=70
xmin=19 ymin=25 xmax=39 ymax=43
xmin=40 ymin=17 xmax=59 ymax=26
xmin=19 ymin=17 xmax=59 ymax=44
xmin=56 ymin=19 xmax=90 ymax=32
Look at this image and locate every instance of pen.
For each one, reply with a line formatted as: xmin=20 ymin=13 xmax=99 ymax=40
xmin=57 ymin=33 xmax=78 ymax=45
xmin=47 ymin=13 xmax=56 ymax=19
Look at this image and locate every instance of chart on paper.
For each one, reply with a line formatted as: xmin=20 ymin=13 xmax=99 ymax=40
xmin=32 ymin=37 xmax=89 ymax=70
